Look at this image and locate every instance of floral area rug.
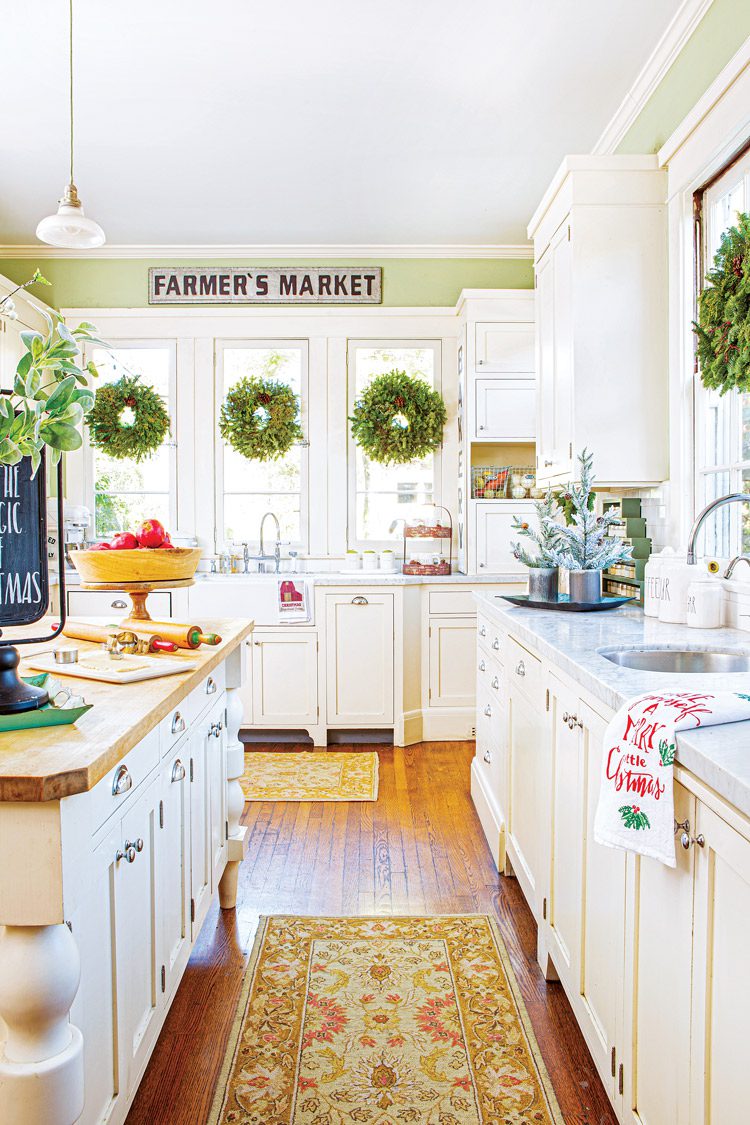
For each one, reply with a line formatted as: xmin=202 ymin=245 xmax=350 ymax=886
xmin=240 ymin=752 xmax=379 ymax=802
xmin=209 ymin=915 xmax=562 ymax=1124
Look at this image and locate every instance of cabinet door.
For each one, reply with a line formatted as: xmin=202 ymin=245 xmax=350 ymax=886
xmin=189 ymin=723 xmax=211 ymax=937
xmin=507 ymin=686 xmax=546 ymax=911
xmin=689 ymin=801 xmax=750 ymax=1125
xmin=475 ymin=322 xmax=534 ymax=374
xmin=115 ymin=773 xmax=162 ymax=1098
xmin=544 ymin=677 xmax=584 ymax=994
xmin=161 ymin=744 xmax=190 ymax=999
xmin=249 ymin=631 xmax=318 ymax=726
xmin=624 ymin=781 xmax=695 ymax=1125
xmin=551 ymin=222 xmax=574 ymax=477
xmin=474 ymin=379 xmax=535 ymax=441
xmin=474 ymin=503 xmax=534 ymax=574
xmin=69 ymin=822 xmax=121 ymax=1125
xmin=578 ymin=704 xmax=627 ymax=1106
xmin=428 ymin=617 xmax=476 ymax=708
xmin=207 ymin=696 xmax=228 ymax=893
xmin=325 ymin=593 xmax=394 ymax=724
xmin=535 ymin=245 xmax=555 ymax=475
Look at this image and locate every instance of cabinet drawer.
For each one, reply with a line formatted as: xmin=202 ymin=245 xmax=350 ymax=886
xmin=477 ymin=615 xmax=502 ymax=657
xmin=429 ymin=590 xmax=476 ymax=616
xmin=160 ymin=694 xmax=201 ymax=757
xmin=89 ymin=727 xmax=160 ymax=834
xmin=67 ymin=588 xmax=172 ymax=619
xmin=506 ymin=635 xmax=543 ymax=704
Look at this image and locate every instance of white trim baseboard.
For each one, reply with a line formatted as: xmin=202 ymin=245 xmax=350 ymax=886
xmin=591 ymin=0 xmax=714 ymax=156
xmin=0 ymin=243 xmax=534 ymax=261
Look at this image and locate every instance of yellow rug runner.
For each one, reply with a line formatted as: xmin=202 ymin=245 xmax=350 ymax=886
xmin=209 ymin=914 xmax=563 ymax=1124
xmin=240 ymin=751 xmax=379 ymax=802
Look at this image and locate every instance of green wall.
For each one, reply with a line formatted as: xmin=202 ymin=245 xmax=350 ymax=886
xmin=0 ymin=257 xmax=533 ymax=311
xmin=617 ymin=0 xmax=750 ymax=154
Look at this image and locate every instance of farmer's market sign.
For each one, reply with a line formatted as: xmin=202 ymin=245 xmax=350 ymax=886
xmin=148 ymin=266 xmax=382 ymax=305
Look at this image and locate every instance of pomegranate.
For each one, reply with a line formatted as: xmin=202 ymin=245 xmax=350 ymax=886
xmin=88 ymin=541 xmax=111 ymax=551
xmin=136 ymin=519 xmax=167 ymax=549
xmin=110 ymin=532 xmax=138 ymax=550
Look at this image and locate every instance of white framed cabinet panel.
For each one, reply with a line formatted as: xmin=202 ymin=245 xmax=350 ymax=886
xmin=474 ymin=379 xmax=535 ymax=442
xmin=474 ymin=321 xmax=534 ymax=374
xmin=324 ymin=591 xmax=395 ymax=725
xmin=471 ymin=501 xmax=535 ymax=575
xmin=246 ymin=630 xmax=318 ymax=728
xmin=161 ymin=744 xmax=191 ymax=1001
xmin=428 ymin=616 xmax=476 ymax=708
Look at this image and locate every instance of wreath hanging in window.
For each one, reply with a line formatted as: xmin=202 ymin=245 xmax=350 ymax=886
xmin=349 ymin=369 xmax=447 ymax=465
xmin=219 ymin=375 xmax=303 ymax=461
xmin=694 ymin=211 xmax=750 ymax=394
xmin=85 ymin=375 xmax=170 ymax=462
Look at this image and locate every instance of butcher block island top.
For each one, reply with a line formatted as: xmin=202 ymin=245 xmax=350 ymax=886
xmin=0 ymin=616 xmax=253 ymax=802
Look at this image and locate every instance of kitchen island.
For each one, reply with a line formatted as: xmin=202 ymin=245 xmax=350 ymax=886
xmin=0 ymin=617 xmax=253 ymax=1125
xmin=472 ymin=593 xmax=750 ymax=1124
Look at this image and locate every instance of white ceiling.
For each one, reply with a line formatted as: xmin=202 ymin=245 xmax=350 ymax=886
xmin=1 ymin=0 xmax=683 ymax=248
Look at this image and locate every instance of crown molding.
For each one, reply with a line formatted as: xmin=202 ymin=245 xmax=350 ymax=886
xmin=591 ymin=0 xmax=714 ymax=156
xmin=0 ymin=242 xmax=534 ymax=261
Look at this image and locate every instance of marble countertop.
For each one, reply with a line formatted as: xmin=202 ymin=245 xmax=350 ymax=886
xmin=192 ymin=571 xmax=524 ymax=587
xmin=475 ymin=593 xmax=750 ymax=820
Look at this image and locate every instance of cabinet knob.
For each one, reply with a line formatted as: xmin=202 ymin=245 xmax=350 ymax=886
xmin=171 ymin=711 xmax=186 ymax=735
xmin=478 ymin=425 xmax=485 ymax=431
xmin=479 ymin=562 xmax=486 ymax=568
xmin=562 ymin=711 xmax=569 ymax=723
xmin=483 ymin=750 xmax=492 ymax=763
xmin=484 ymin=704 xmax=492 ymax=717
xmin=515 ymin=660 xmax=525 ymax=677
xmin=680 ymin=831 xmax=705 ymax=850
xmin=112 ymin=764 xmax=132 ymax=797
xmin=171 ymin=758 xmax=186 ymax=783
xmin=206 ymin=677 xmax=217 ymax=695
xmin=544 ymin=460 xmax=553 ymax=467
xmin=116 ymin=846 xmax=136 ymax=864
xmin=125 ymin=837 xmax=144 ymax=853
xmin=479 ymin=626 xmax=486 ymax=637
xmin=478 ymin=358 xmax=485 ymax=365
xmin=492 ymin=638 xmax=500 ymax=650
xmin=491 ymin=676 xmax=499 ymax=689
xmin=111 ymin=599 xmax=127 ymax=609
xmin=352 ymin=595 xmax=369 ymax=605
xmin=478 ymin=660 xmax=486 ymax=672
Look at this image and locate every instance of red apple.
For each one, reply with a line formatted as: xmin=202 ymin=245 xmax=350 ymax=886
xmin=110 ymin=532 xmax=138 ymax=550
xmin=88 ymin=541 xmax=111 ymax=551
xmin=136 ymin=519 xmax=167 ymax=549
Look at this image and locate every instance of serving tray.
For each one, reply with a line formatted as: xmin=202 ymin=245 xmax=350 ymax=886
xmin=501 ymin=593 xmax=635 ymax=613
xmin=0 ymin=675 xmax=93 ymax=733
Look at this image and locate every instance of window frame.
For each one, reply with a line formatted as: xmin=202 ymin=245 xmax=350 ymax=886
xmin=693 ymin=144 xmax=750 ymax=558
xmin=214 ymin=337 xmax=310 ymax=553
xmin=82 ymin=338 xmax=178 ymax=539
xmin=346 ymin=338 xmax=443 ymax=550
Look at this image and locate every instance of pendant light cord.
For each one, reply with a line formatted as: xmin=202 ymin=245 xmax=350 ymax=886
xmin=69 ymin=0 xmax=74 ymax=185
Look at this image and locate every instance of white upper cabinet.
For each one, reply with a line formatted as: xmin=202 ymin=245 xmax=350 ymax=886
xmin=475 ymin=321 xmax=535 ymax=375
xmin=528 ymin=156 xmax=668 ymax=488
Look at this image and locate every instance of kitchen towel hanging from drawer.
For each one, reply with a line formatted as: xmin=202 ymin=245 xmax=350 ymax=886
xmin=277 ymin=578 xmax=311 ymax=623
xmin=594 ymin=692 xmax=750 ymax=866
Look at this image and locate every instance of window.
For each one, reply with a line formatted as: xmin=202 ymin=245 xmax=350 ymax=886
xmin=217 ymin=342 xmax=307 ymax=549
xmin=88 ymin=343 xmax=175 ymax=538
xmin=348 ymin=341 xmax=441 ymax=544
xmin=695 ymin=148 xmax=750 ymax=557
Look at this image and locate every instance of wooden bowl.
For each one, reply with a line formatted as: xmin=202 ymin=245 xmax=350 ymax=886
xmin=71 ymin=547 xmax=202 ymax=585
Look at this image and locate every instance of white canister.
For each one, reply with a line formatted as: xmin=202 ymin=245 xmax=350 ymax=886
xmin=343 ymin=551 xmax=361 ymax=571
xmin=379 ymin=549 xmax=396 ymax=572
xmin=362 ymin=551 xmax=378 ymax=571
xmin=686 ymin=572 xmax=724 ymax=629
xmin=643 ymin=547 xmax=674 ymax=618
xmin=658 ymin=555 xmax=694 ymax=624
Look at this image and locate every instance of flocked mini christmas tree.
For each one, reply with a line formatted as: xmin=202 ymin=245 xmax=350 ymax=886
xmin=510 ymin=491 xmax=561 ymax=568
xmin=540 ymin=449 xmax=633 ymax=571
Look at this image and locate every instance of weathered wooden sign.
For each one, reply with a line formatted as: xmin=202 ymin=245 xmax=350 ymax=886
xmin=149 ymin=266 xmax=383 ymax=305
xmin=0 ymin=456 xmax=49 ymax=627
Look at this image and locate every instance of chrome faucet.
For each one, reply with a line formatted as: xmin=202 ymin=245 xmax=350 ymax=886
xmin=686 ymin=493 xmax=750 ymax=564
xmin=724 ymin=555 xmax=750 ymax=579
xmin=259 ymin=511 xmax=282 ymax=573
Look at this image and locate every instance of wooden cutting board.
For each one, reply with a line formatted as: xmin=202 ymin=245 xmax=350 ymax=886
xmin=25 ymin=650 xmax=198 ymax=684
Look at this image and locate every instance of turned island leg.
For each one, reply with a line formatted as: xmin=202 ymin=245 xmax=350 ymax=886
xmin=0 ymin=923 xmax=84 ymax=1125
xmin=219 ymin=684 xmax=249 ymax=909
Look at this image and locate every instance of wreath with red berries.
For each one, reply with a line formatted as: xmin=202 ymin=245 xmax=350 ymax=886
xmin=349 ymin=369 xmax=447 ymax=465
xmin=219 ymin=375 xmax=303 ymax=461
xmin=694 ymin=211 xmax=750 ymax=394
xmin=85 ymin=375 xmax=170 ymax=462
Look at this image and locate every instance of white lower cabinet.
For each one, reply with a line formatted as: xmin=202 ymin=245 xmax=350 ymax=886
xmin=324 ymin=591 xmax=395 ymax=725
xmin=506 ymin=641 xmax=546 ymax=910
xmin=428 ymin=617 xmax=476 ymax=708
xmin=245 ymin=630 xmax=318 ymax=727
xmin=161 ymin=746 xmax=191 ymax=999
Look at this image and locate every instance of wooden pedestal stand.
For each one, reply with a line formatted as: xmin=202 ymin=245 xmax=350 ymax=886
xmin=78 ymin=578 xmax=195 ymax=622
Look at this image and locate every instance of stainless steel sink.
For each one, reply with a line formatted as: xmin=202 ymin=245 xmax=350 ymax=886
xmin=601 ymin=647 xmax=750 ymax=673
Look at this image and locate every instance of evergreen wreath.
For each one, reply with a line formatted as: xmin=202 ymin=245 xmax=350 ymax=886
xmin=349 ymin=369 xmax=447 ymax=465
xmin=219 ymin=375 xmax=303 ymax=461
xmin=85 ymin=375 xmax=170 ymax=462
xmin=694 ymin=211 xmax=750 ymax=394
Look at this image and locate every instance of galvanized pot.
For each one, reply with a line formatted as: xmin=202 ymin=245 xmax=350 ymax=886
xmin=568 ymin=568 xmax=602 ymax=604
xmin=528 ymin=567 xmax=559 ymax=603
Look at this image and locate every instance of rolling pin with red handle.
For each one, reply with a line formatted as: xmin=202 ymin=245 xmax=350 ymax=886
xmin=57 ymin=621 xmax=178 ymax=653
xmin=120 ymin=619 xmax=222 ymax=649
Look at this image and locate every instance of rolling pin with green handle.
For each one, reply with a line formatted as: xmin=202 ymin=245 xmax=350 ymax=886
xmin=119 ymin=618 xmax=222 ymax=650
xmin=56 ymin=620 xmax=179 ymax=653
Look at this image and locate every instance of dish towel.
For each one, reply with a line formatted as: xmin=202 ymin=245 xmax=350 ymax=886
xmin=276 ymin=578 xmax=311 ymax=623
xmin=594 ymin=691 xmax=750 ymax=866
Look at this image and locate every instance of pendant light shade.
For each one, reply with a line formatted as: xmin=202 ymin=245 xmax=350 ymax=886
xmin=36 ymin=0 xmax=105 ymax=248
xmin=36 ymin=183 xmax=105 ymax=248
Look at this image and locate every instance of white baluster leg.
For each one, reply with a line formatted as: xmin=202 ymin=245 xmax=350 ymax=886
xmin=0 ymin=923 xmax=84 ymax=1125
xmin=219 ymin=685 xmax=249 ymax=909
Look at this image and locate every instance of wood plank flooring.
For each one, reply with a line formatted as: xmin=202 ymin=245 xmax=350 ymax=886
xmin=126 ymin=743 xmax=617 ymax=1125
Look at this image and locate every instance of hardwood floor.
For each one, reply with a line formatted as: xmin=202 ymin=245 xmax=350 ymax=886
xmin=126 ymin=743 xmax=617 ymax=1125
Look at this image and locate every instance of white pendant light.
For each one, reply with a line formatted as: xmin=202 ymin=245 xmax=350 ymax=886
xmin=36 ymin=0 xmax=105 ymax=248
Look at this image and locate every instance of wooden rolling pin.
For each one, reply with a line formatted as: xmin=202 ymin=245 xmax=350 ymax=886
xmin=59 ymin=620 xmax=178 ymax=654
xmin=119 ymin=618 xmax=222 ymax=650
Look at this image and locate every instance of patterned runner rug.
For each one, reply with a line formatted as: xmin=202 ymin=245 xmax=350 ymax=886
xmin=240 ymin=751 xmax=379 ymax=802
xmin=209 ymin=915 xmax=562 ymax=1124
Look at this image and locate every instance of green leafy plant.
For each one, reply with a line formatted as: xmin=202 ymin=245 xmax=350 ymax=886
xmin=0 ymin=270 xmax=105 ymax=475
xmin=86 ymin=375 xmax=170 ymax=462
xmin=350 ymin=369 xmax=447 ymax=465
xmin=619 ymin=804 xmax=651 ymax=831
xmin=510 ymin=491 xmax=560 ymax=568
xmin=694 ymin=212 xmax=750 ymax=394
xmin=219 ymin=375 xmax=303 ymax=461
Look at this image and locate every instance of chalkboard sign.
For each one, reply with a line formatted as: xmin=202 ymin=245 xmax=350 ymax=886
xmin=0 ymin=453 xmax=49 ymax=628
